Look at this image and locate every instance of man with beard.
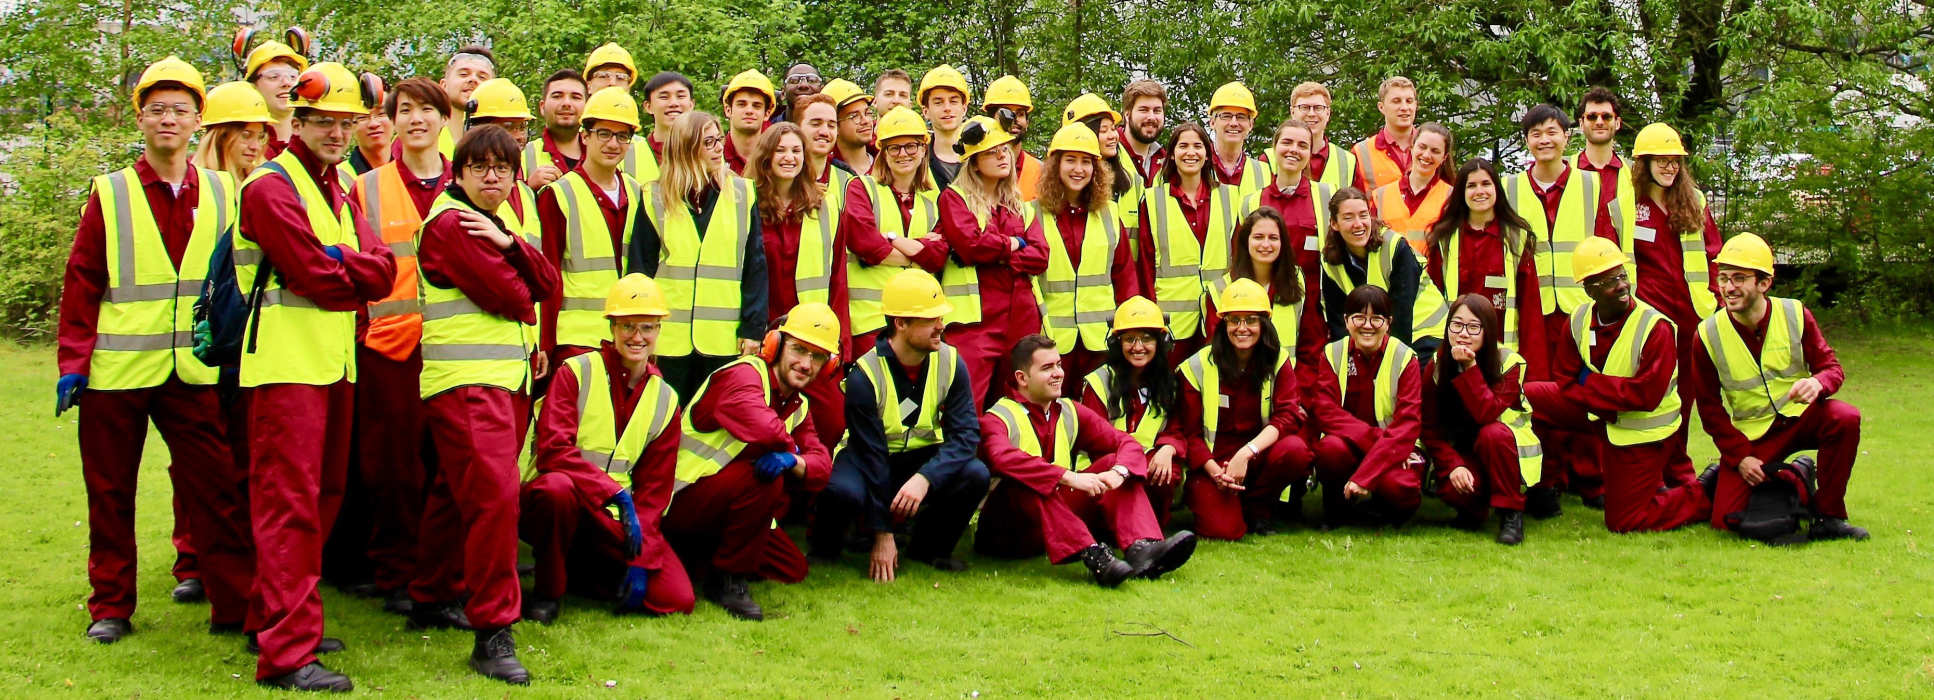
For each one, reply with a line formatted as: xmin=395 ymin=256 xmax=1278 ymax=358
xmin=721 ymin=69 xmax=777 ymax=175
xmin=525 ymin=69 xmax=587 ymax=190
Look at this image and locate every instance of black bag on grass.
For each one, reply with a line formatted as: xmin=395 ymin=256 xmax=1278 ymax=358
xmin=1725 ymin=457 xmax=1815 ymax=542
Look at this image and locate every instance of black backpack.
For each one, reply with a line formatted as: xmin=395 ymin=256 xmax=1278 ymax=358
xmin=1726 ymin=457 xmax=1816 ymax=543
xmin=190 ymin=229 xmax=272 ymax=368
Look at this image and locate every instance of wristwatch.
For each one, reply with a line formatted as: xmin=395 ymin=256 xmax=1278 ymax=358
xmin=1111 ymin=465 xmax=1131 ymax=479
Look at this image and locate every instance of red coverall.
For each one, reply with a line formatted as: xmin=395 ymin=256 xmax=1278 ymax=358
xmin=840 ymin=176 xmax=949 ymax=351
xmin=937 ymin=188 xmax=1048 ymax=409
xmin=976 ymin=393 xmax=1164 ymax=562
xmin=1629 ymin=200 xmax=1722 ymax=486
xmin=521 ymin=345 xmax=694 ymax=613
xmin=1421 ymin=357 xmax=1530 ymax=518
xmin=761 ymin=205 xmax=854 ymax=456
xmin=661 ymin=362 xmax=832 ymax=582
xmin=1422 ymin=220 xmax=1550 ymax=380
xmin=1524 ymin=303 xmax=1710 ymax=532
xmin=1528 ymin=164 xmax=1620 ymax=499
xmin=1134 ymin=179 xmax=1215 ymax=367
xmin=1308 ymin=340 xmax=1426 ymax=521
xmin=1157 ymin=355 xmax=1313 ymax=539
xmin=58 ymin=158 xmax=252 ymax=628
xmin=238 ymin=138 xmax=397 ymax=680
xmin=536 ymin=166 xmax=630 ymax=363
xmin=1691 ymin=306 xmax=1858 ymax=529
xmin=1079 ymin=380 xmax=1180 ymax=527
xmin=409 ymin=199 xmax=560 ymax=630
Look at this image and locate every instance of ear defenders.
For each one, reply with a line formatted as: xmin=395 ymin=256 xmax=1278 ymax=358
xmin=292 ymin=69 xmax=386 ymax=111
xmin=953 ymin=119 xmax=988 ymax=156
xmin=759 ymin=331 xmax=841 ymax=379
xmin=231 ymin=25 xmax=312 ymax=76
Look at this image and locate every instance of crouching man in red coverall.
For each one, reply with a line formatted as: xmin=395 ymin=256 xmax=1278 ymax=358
xmin=1524 ymin=238 xmax=1710 ymax=533
xmin=976 ymin=335 xmax=1197 ymax=586
xmin=235 ymin=61 xmax=397 ymax=691
xmin=662 ymin=303 xmax=838 ymax=620
xmin=411 ymin=125 xmax=561 ymax=684
xmin=1692 ymin=233 xmax=1866 ymax=541
xmin=521 ymin=273 xmax=695 ymax=625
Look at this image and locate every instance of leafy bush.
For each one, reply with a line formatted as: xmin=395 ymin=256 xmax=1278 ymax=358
xmin=0 ymin=113 xmax=139 ymax=339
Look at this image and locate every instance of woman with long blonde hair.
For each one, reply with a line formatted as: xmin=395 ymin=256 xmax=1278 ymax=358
xmin=193 ymin=82 xmax=273 ymax=186
xmin=936 ymin=114 xmax=1046 ymax=408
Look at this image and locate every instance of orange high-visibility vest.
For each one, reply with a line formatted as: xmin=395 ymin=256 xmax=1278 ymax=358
xmin=1352 ymin=135 xmax=1405 ymax=193
xmin=352 ymin=163 xmax=427 ymax=361
xmin=1372 ymin=178 xmax=1452 ymax=256
xmin=1016 ymin=151 xmax=1043 ymax=202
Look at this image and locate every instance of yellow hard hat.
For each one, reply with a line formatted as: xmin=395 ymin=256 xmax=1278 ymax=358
xmin=1209 ymin=81 xmax=1258 ymax=116
xmin=955 ymin=115 xmax=1018 ymax=161
xmin=132 ymin=56 xmax=206 ymax=110
xmin=468 ymin=78 xmax=532 ymax=121
xmin=882 ymin=268 xmax=953 ymax=319
xmin=918 ymin=64 xmax=971 ymax=105
xmin=723 ymin=69 xmax=777 ymax=110
xmin=983 ymin=75 xmax=1031 ymax=109
xmin=776 ymin=303 xmax=843 ymax=355
xmin=1570 ymin=236 xmax=1630 ymax=284
xmin=201 ymin=81 xmax=272 ymax=126
xmin=244 ymin=41 xmax=308 ymax=80
xmin=1633 ymin=122 xmax=1688 ymax=157
xmin=1714 ymin=233 xmax=1775 ymax=276
xmin=1111 ymin=296 xmax=1165 ymax=335
xmin=1047 ymin=122 xmax=1100 ymax=159
xmin=820 ymin=78 xmax=871 ymax=109
xmin=1061 ymin=92 xmax=1121 ymax=126
xmin=584 ymin=43 xmax=637 ymax=86
xmin=290 ymin=62 xmax=373 ymax=114
xmin=1218 ymin=278 xmax=1272 ymax=316
xmin=582 ymin=86 xmax=642 ymax=131
xmin=874 ymin=105 xmax=929 ymax=143
xmin=604 ymin=273 xmax=670 ymax=318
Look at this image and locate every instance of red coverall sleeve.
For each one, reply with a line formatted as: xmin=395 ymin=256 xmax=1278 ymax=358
xmin=1349 ymin=358 xmax=1424 ymax=488
xmin=1799 ymin=309 xmax=1844 ymax=396
xmin=1008 ymin=207 xmax=1050 ymax=275
xmin=536 ymin=187 xmax=566 ymax=352
xmin=56 ymin=192 xmax=107 ymax=376
xmin=1566 ymin=323 xmax=1677 ymax=414
xmin=1297 ymin=305 xmax=1329 ymax=370
xmin=532 ymin=363 xmax=625 ymax=503
xmin=938 ymin=189 xmax=1016 ymax=265
xmin=842 ymin=180 xmax=894 ymax=266
xmin=977 ymin=412 xmax=1066 ymax=496
xmin=1074 ymin=402 xmax=1147 ymax=476
xmin=418 ymin=211 xmax=559 ymax=324
xmin=788 ymin=408 xmax=833 ymax=493
xmin=1134 ymin=207 xmax=1158 ymax=294
xmin=688 ymin=364 xmax=798 ymax=455
xmin=1111 ymin=224 xmax=1142 ymax=301
xmin=1514 ymin=253 xmax=1551 ymax=381
xmin=1308 ymin=359 xmax=1378 ymax=451
xmin=1266 ymin=359 xmax=1305 ymax=435
xmin=628 ymin=404 xmax=680 ymax=570
xmin=1454 ymin=361 xmax=1521 ymax=424
xmin=239 ymin=176 xmax=396 ymax=310
xmin=1159 ymin=380 xmax=1214 ymax=469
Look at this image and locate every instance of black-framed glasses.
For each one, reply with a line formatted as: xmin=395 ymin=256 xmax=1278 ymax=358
xmin=1347 ymin=313 xmax=1389 ymax=329
xmin=1448 ymin=320 xmax=1484 ymax=335
xmin=1581 ymin=113 xmax=1618 ymax=123
xmin=587 ymin=128 xmax=633 ymax=143
xmin=464 ymin=162 xmax=515 ymax=179
xmin=883 ymin=142 xmax=923 ymax=156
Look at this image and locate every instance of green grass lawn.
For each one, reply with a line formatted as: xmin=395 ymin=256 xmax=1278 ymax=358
xmin=3 ymin=324 xmax=1932 ymax=697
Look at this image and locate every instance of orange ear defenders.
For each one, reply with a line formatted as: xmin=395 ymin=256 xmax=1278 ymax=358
xmin=231 ymin=26 xmax=311 ymax=76
xmin=292 ymin=69 xmax=386 ymax=111
xmin=759 ymin=331 xmax=842 ymax=379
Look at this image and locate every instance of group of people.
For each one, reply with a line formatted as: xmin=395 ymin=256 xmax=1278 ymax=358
xmin=57 ymin=33 xmax=1870 ymax=692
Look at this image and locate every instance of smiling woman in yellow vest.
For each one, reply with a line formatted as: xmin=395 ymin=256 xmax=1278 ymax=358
xmin=1136 ymin=123 xmax=1240 ymax=366
xmin=412 ymin=125 xmax=559 ymax=685
xmin=1030 ymin=122 xmax=1132 ymax=381
xmin=1078 ymin=297 xmax=1186 ymax=527
xmin=1212 ymin=207 xmax=1327 ymax=369
xmin=842 ymin=106 xmax=948 ymax=351
xmin=628 ymin=111 xmax=767 ymax=399
xmin=535 ymin=86 xmax=642 ymax=369
xmin=1419 ymin=295 xmax=1542 ymax=545
xmin=1306 ymin=285 xmax=1426 ymax=529
xmin=1370 ymin=122 xmax=1455 ymax=256
xmin=1061 ymin=93 xmax=1140 ymax=239
xmin=1319 ymin=187 xmax=1446 ymax=358
xmin=1424 ymin=157 xmax=1550 ymax=377
xmin=937 ymin=114 xmax=1050 ymax=410
xmin=1239 ymin=121 xmax=1335 ymax=309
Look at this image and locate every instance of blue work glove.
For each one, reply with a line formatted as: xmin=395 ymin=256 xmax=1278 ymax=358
xmin=55 ymin=374 xmax=87 ymax=417
xmin=322 ymin=244 xmax=345 ymax=262
xmin=753 ymin=451 xmax=799 ymax=482
xmin=607 ymin=490 xmax=642 ymax=559
xmin=619 ymin=566 xmax=651 ymax=609
xmin=1574 ymin=364 xmax=1594 ymax=387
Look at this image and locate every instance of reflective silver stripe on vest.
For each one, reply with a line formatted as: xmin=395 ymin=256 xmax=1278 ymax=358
xmin=796 ymin=200 xmax=836 ymax=294
xmin=95 ymin=331 xmax=194 ymax=351
xmin=987 ymin=402 xmax=1023 ymax=446
xmin=370 ymin=298 xmax=423 ymax=318
xmin=582 ymin=448 xmax=622 ymax=473
xmin=678 ymin=435 xmax=737 ymax=467
xmin=1702 ymin=301 xmax=1808 ymax=395
xmin=232 ymin=248 xmax=264 ymax=266
xmin=102 ymin=172 xmax=181 ymax=304
xmin=361 ymin=171 xmax=383 ymax=240
xmin=850 ymin=287 xmax=884 ymax=301
xmin=421 ymin=298 xmax=486 ymax=320
xmin=1616 ymin=409 xmax=1681 ymax=431
xmin=1157 ymin=298 xmax=1197 ymax=314
xmin=258 ymin=289 xmax=319 ymax=308
xmin=560 ymin=297 xmax=605 ymax=311
xmin=389 ymin=240 xmax=417 ymax=257
xmin=420 ymin=343 xmax=527 ymax=361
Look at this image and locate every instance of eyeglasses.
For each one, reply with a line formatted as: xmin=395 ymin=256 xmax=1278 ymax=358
xmin=883 ymin=142 xmax=923 ymax=156
xmin=1292 ymin=104 xmax=1330 ymax=113
xmin=254 ymin=68 xmax=299 ymax=83
xmin=1347 ymin=313 xmax=1389 ymax=329
xmin=841 ymin=111 xmax=873 ymax=124
xmin=1652 ymin=159 xmax=1683 ymax=170
xmin=303 ymin=114 xmax=369 ymax=132
xmin=1212 ymin=111 xmax=1254 ymax=124
xmin=1224 ymin=315 xmax=1264 ymax=329
xmin=1581 ymin=113 xmax=1618 ymax=123
xmin=1118 ymin=332 xmax=1160 ymax=347
xmin=785 ymin=74 xmax=822 ymax=86
xmin=140 ymin=104 xmax=198 ymax=119
xmin=701 ymin=136 xmax=724 ymax=149
xmin=587 ymin=128 xmax=633 ymax=143
xmin=590 ymin=70 xmax=631 ymax=84
xmin=1583 ymin=271 xmax=1629 ymax=290
xmin=464 ymin=162 xmax=515 ymax=178
xmin=1716 ymin=272 xmax=1761 ymax=287
xmin=614 ymin=321 xmax=660 ymax=337
xmin=1448 ymin=320 xmax=1484 ymax=335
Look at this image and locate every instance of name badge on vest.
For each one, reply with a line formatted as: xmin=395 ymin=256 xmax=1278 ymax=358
xmin=1303 ymin=236 xmax=1320 ymax=252
xmin=1634 ymin=225 xmax=1658 ymax=243
xmin=1218 ymin=393 xmax=1231 ymax=408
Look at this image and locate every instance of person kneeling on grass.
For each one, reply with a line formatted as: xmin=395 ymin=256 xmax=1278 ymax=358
xmin=520 ymin=273 xmax=695 ymax=626
xmin=1308 ymin=284 xmax=1427 ymax=529
xmin=975 ymin=334 xmax=1197 ymax=586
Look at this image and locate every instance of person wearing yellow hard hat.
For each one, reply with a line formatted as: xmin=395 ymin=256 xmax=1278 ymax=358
xmin=535 ymin=86 xmax=645 ymax=370
xmin=1205 ymin=81 xmax=1270 ymax=200
xmin=1419 ymin=293 xmax=1544 ymax=545
xmin=1078 ymin=297 xmax=1183 ymax=525
xmin=1062 ymin=92 xmax=1137 ymax=219
xmin=527 ymin=69 xmax=589 ymax=190
xmin=521 ymin=272 xmax=695 ymax=625
xmin=809 ymin=268 xmax=989 ymax=583
xmin=821 ymin=78 xmax=876 ymax=174
xmin=937 ymin=113 xmax=1048 ymax=410
xmin=243 ymin=40 xmax=307 ymax=155
xmin=584 ymin=43 xmax=638 ymax=93
xmin=412 ymin=124 xmax=560 ymax=685
xmin=1030 ymin=122 xmax=1134 ymax=380
xmin=338 ymin=78 xmax=451 ymax=621
xmin=982 ymin=74 xmax=1043 ymax=202
xmin=1319 ymin=185 xmax=1446 ymax=358
xmin=628 ymin=70 xmax=695 ymax=181
xmin=972 ymin=332 xmax=1200 ymax=585
xmin=234 ymin=59 xmax=395 ymax=691
xmin=1690 ymin=233 xmax=1866 ymax=542
xmin=62 ymin=55 xmax=251 ymax=653
xmin=195 ymin=81 xmax=274 ymax=184
xmin=918 ymin=64 xmax=971 ymax=188
xmin=1351 ymin=76 xmax=1420 ymax=192
xmin=840 ymin=105 xmax=949 ymax=352
xmin=627 ymin=109 xmax=766 ymax=399
xmin=872 ymin=68 xmax=915 ymax=116
xmin=1520 ymin=236 xmax=1711 ymax=534
xmin=720 ymin=69 xmax=777 ymax=176
xmin=1370 ymin=121 xmax=1456 ymax=256
xmin=1287 ymin=82 xmax=1365 ymax=191
xmin=1169 ymin=278 xmax=1314 ymax=540
xmin=1306 ymin=283 xmax=1427 ymax=530
xmin=663 ymin=302 xmax=840 ymax=619
xmin=438 ymin=45 xmax=497 ymax=151
xmin=1137 ymin=122 xmax=1239 ymax=363
xmin=1237 ymin=119 xmax=1337 ymax=312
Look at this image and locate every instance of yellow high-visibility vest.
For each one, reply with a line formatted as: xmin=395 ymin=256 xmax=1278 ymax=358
xmin=986 ymin=397 xmax=1078 ymax=469
xmin=841 ymin=343 xmax=960 ymax=454
xmin=1696 ymin=297 xmax=1810 ymax=440
xmin=1031 ymin=201 xmax=1119 ymax=352
xmin=674 ymin=356 xmax=806 ymax=489
xmin=236 ymin=150 xmax=361 ymax=387
xmin=1503 ymin=169 xmax=1601 ymax=314
xmin=1319 ymin=337 xmax=1416 ymax=427
xmin=1320 ymin=230 xmax=1449 ymax=342
xmin=1144 ymin=182 xmax=1239 ymax=340
xmin=1177 ymin=345 xmax=1291 ymax=450
xmin=88 ymin=166 xmax=229 ymax=389
xmin=845 ymin=176 xmax=940 ymax=336
xmin=1568 ymin=301 xmax=1682 ymax=445
xmin=545 ymin=170 xmax=640 ymax=348
xmin=1618 ymin=190 xmax=1718 ymax=319
xmin=416 ymin=193 xmax=538 ymax=398
xmin=647 ymin=176 xmax=754 ymax=357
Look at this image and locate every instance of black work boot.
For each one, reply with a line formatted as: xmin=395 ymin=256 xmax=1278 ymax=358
xmin=1123 ymin=531 xmax=1198 ymax=580
xmin=171 ymin=577 xmax=205 ymax=603
xmin=408 ymin=600 xmax=471 ymax=630
xmin=1580 ymin=494 xmax=1606 ymax=510
xmin=258 ymin=661 xmax=353 ymax=692
xmin=1525 ymin=487 xmax=1562 ymax=519
xmin=523 ymin=598 xmax=560 ymax=625
xmin=84 ymin=618 xmax=131 ymax=644
xmin=1495 ymin=510 xmax=1525 ymax=545
xmin=1810 ymin=517 xmax=1870 ymax=542
xmin=245 ymin=633 xmax=344 ymax=655
xmin=382 ymin=589 xmax=414 ymax=616
xmin=1697 ymin=462 xmax=1722 ymax=499
xmin=1078 ymin=544 xmax=1136 ymax=588
xmin=704 ymin=574 xmax=764 ymax=621
xmin=469 ymin=627 xmax=531 ymax=685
